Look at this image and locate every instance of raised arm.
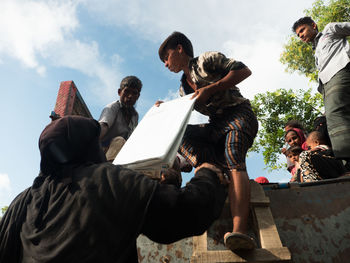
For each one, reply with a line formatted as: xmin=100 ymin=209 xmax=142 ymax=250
xmin=192 ymin=67 xmax=251 ymax=105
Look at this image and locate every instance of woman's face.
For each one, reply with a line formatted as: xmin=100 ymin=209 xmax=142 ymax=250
xmin=285 ymin=131 xmax=301 ymax=147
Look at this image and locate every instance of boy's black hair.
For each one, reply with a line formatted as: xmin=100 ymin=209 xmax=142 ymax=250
xmin=292 ymin=16 xmax=317 ymax=32
xmin=285 ymin=119 xmax=305 ymax=130
xmin=285 ymin=145 xmax=303 ymax=156
xmin=120 ymin=76 xmax=142 ymax=91
xmin=158 ymin=31 xmax=194 ymax=62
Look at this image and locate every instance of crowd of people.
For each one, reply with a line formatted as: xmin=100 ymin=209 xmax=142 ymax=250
xmin=1 ymin=16 xmax=350 ymax=262
xmin=282 ymin=118 xmax=347 ymax=182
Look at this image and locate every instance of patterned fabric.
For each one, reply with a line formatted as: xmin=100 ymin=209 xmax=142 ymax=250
xmin=296 ymin=145 xmax=345 ymax=182
xmin=179 ymin=51 xmax=248 ymax=116
xmin=179 ymin=103 xmax=258 ymax=171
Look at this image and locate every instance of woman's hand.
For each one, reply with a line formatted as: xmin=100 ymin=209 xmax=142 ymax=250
xmin=195 ymin=163 xmax=230 ymax=185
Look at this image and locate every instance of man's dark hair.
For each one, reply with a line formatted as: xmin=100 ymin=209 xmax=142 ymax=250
xmin=285 ymin=145 xmax=303 ymax=156
xmin=285 ymin=119 xmax=305 ymax=130
xmin=120 ymin=76 xmax=142 ymax=91
xmin=292 ymin=16 xmax=317 ymax=33
xmin=158 ymin=31 xmax=194 ymax=62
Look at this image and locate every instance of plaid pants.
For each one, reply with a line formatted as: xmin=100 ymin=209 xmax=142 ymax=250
xmin=179 ymin=103 xmax=258 ymax=171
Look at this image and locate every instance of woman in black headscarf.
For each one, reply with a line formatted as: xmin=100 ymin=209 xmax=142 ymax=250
xmin=0 ymin=116 xmax=227 ymax=263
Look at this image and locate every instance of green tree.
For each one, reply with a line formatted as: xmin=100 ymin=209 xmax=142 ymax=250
xmin=280 ymin=0 xmax=350 ymax=82
xmin=1 ymin=206 xmax=8 ymax=220
xmin=251 ymin=88 xmax=323 ymax=170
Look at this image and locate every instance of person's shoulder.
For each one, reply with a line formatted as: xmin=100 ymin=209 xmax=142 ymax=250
xmin=322 ymin=22 xmax=349 ymax=34
xmin=197 ymin=51 xmax=229 ymax=72
xmin=198 ymin=51 xmax=226 ymax=61
xmin=104 ymin=100 xmax=121 ymax=111
xmin=322 ymin=22 xmax=336 ymax=32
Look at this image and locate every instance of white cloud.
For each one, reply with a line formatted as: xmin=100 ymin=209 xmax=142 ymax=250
xmin=0 ymin=173 xmax=10 ymax=192
xmin=0 ymin=0 xmax=317 ymax=104
xmin=0 ymin=0 xmax=122 ymax=103
xmin=162 ymin=89 xmax=180 ymax=102
xmin=82 ymin=0 xmax=314 ymax=49
xmin=222 ymin=38 xmax=317 ymax=100
xmin=46 ymin=39 xmax=122 ymax=102
xmin=80 ymin=0 xmax=317 ymax=100
xmin=0 ymin=173 xmax=12 ymax=208
xmin=0 ymin=0 xmax=78 ymax=72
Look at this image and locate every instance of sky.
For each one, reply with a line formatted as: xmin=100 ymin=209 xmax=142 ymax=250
xmin=0 ymin=0 xmax=319 ymax=209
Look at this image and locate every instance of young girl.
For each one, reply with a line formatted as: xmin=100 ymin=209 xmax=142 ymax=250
xmin=283 ymin=127 xmax=308 ymax=176
xmin=284 ymin=128 xmax=308 ymax=150
xmin=285 ymin=146 xmax=303 ymax=182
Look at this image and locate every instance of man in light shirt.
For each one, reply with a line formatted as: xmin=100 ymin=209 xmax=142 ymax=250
xmin=293 ymin=17 xmax=350 ymax=168
xmin=99 ymin=76 xmax=141 ymax=161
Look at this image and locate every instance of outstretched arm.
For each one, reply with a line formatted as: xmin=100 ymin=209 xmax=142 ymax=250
xmin=141 ymin=164 xmax=228 ymax=244
xmin=99 ymin=122 xmax=108 ymax=140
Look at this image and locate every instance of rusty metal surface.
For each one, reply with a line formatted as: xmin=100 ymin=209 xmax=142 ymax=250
xmin=265 ymin=178 xmax=350 ymax=263
xmin=206 ymin=201 xmax=257 ymax=251
xmin=137 ymin=178 xmax=350 ymax=262
xmin=137 ymin=235 xmax=193 ymax=262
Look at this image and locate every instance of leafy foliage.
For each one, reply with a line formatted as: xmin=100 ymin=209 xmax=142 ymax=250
xmin=280 ymin=0 xmax=350 ymax=82
xmin=251 ymin=88 xmax=323 ymax=170
xmin=1 ymin=206 xmax=8 ymax=220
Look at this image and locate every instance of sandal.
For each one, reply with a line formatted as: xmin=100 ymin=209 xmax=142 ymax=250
xmin=224 ymin=232 xmax=257 ymax=251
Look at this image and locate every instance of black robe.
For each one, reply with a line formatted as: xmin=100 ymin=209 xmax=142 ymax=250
xmin=0 ymin=163 xmax=226 ymax=263
xmin=1 ymin=163 xmax=157 ymax=262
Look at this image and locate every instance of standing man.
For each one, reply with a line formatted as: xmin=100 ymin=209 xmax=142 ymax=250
xmin=293 ymin=17 xmax=350 ymax=167
xmin=158 ymin=32 xmax=258 ymax=251
xmin=99 ymin=76 xmax=142 ymax=161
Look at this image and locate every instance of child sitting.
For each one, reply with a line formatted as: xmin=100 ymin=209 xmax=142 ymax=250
xmin=285 ymin=146 xmax=303 ymax=182
xmin=296 ymin=131 xmax=345 ymax=182
xmin=283 ymin=128 xmax=308 ymax=175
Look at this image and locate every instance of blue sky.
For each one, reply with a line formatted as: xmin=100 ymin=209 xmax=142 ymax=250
xmin=0 ymin=0 xmax=318 ymax=208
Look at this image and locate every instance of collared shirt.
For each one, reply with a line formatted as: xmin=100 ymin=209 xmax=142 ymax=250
xmin=99 ymin=100 xmax=138 ymax=145
xmin=313 ymin=22 xmax=350 ymax=84
xmin=179 ymin=51 xmax=248 ymax=116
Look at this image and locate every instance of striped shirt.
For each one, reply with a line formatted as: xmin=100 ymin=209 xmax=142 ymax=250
xmin=179 ymin=51 xmax=248 ymax=116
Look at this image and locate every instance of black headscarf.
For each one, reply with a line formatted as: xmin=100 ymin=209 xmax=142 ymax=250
xmin=39 ymin=116 xmax=106 ymax=177
xmin=1 ymin=115 xmax=158 ymax=263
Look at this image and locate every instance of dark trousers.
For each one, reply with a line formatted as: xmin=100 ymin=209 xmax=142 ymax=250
xmin=323 ymin=63 xmax=350 ymax=159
